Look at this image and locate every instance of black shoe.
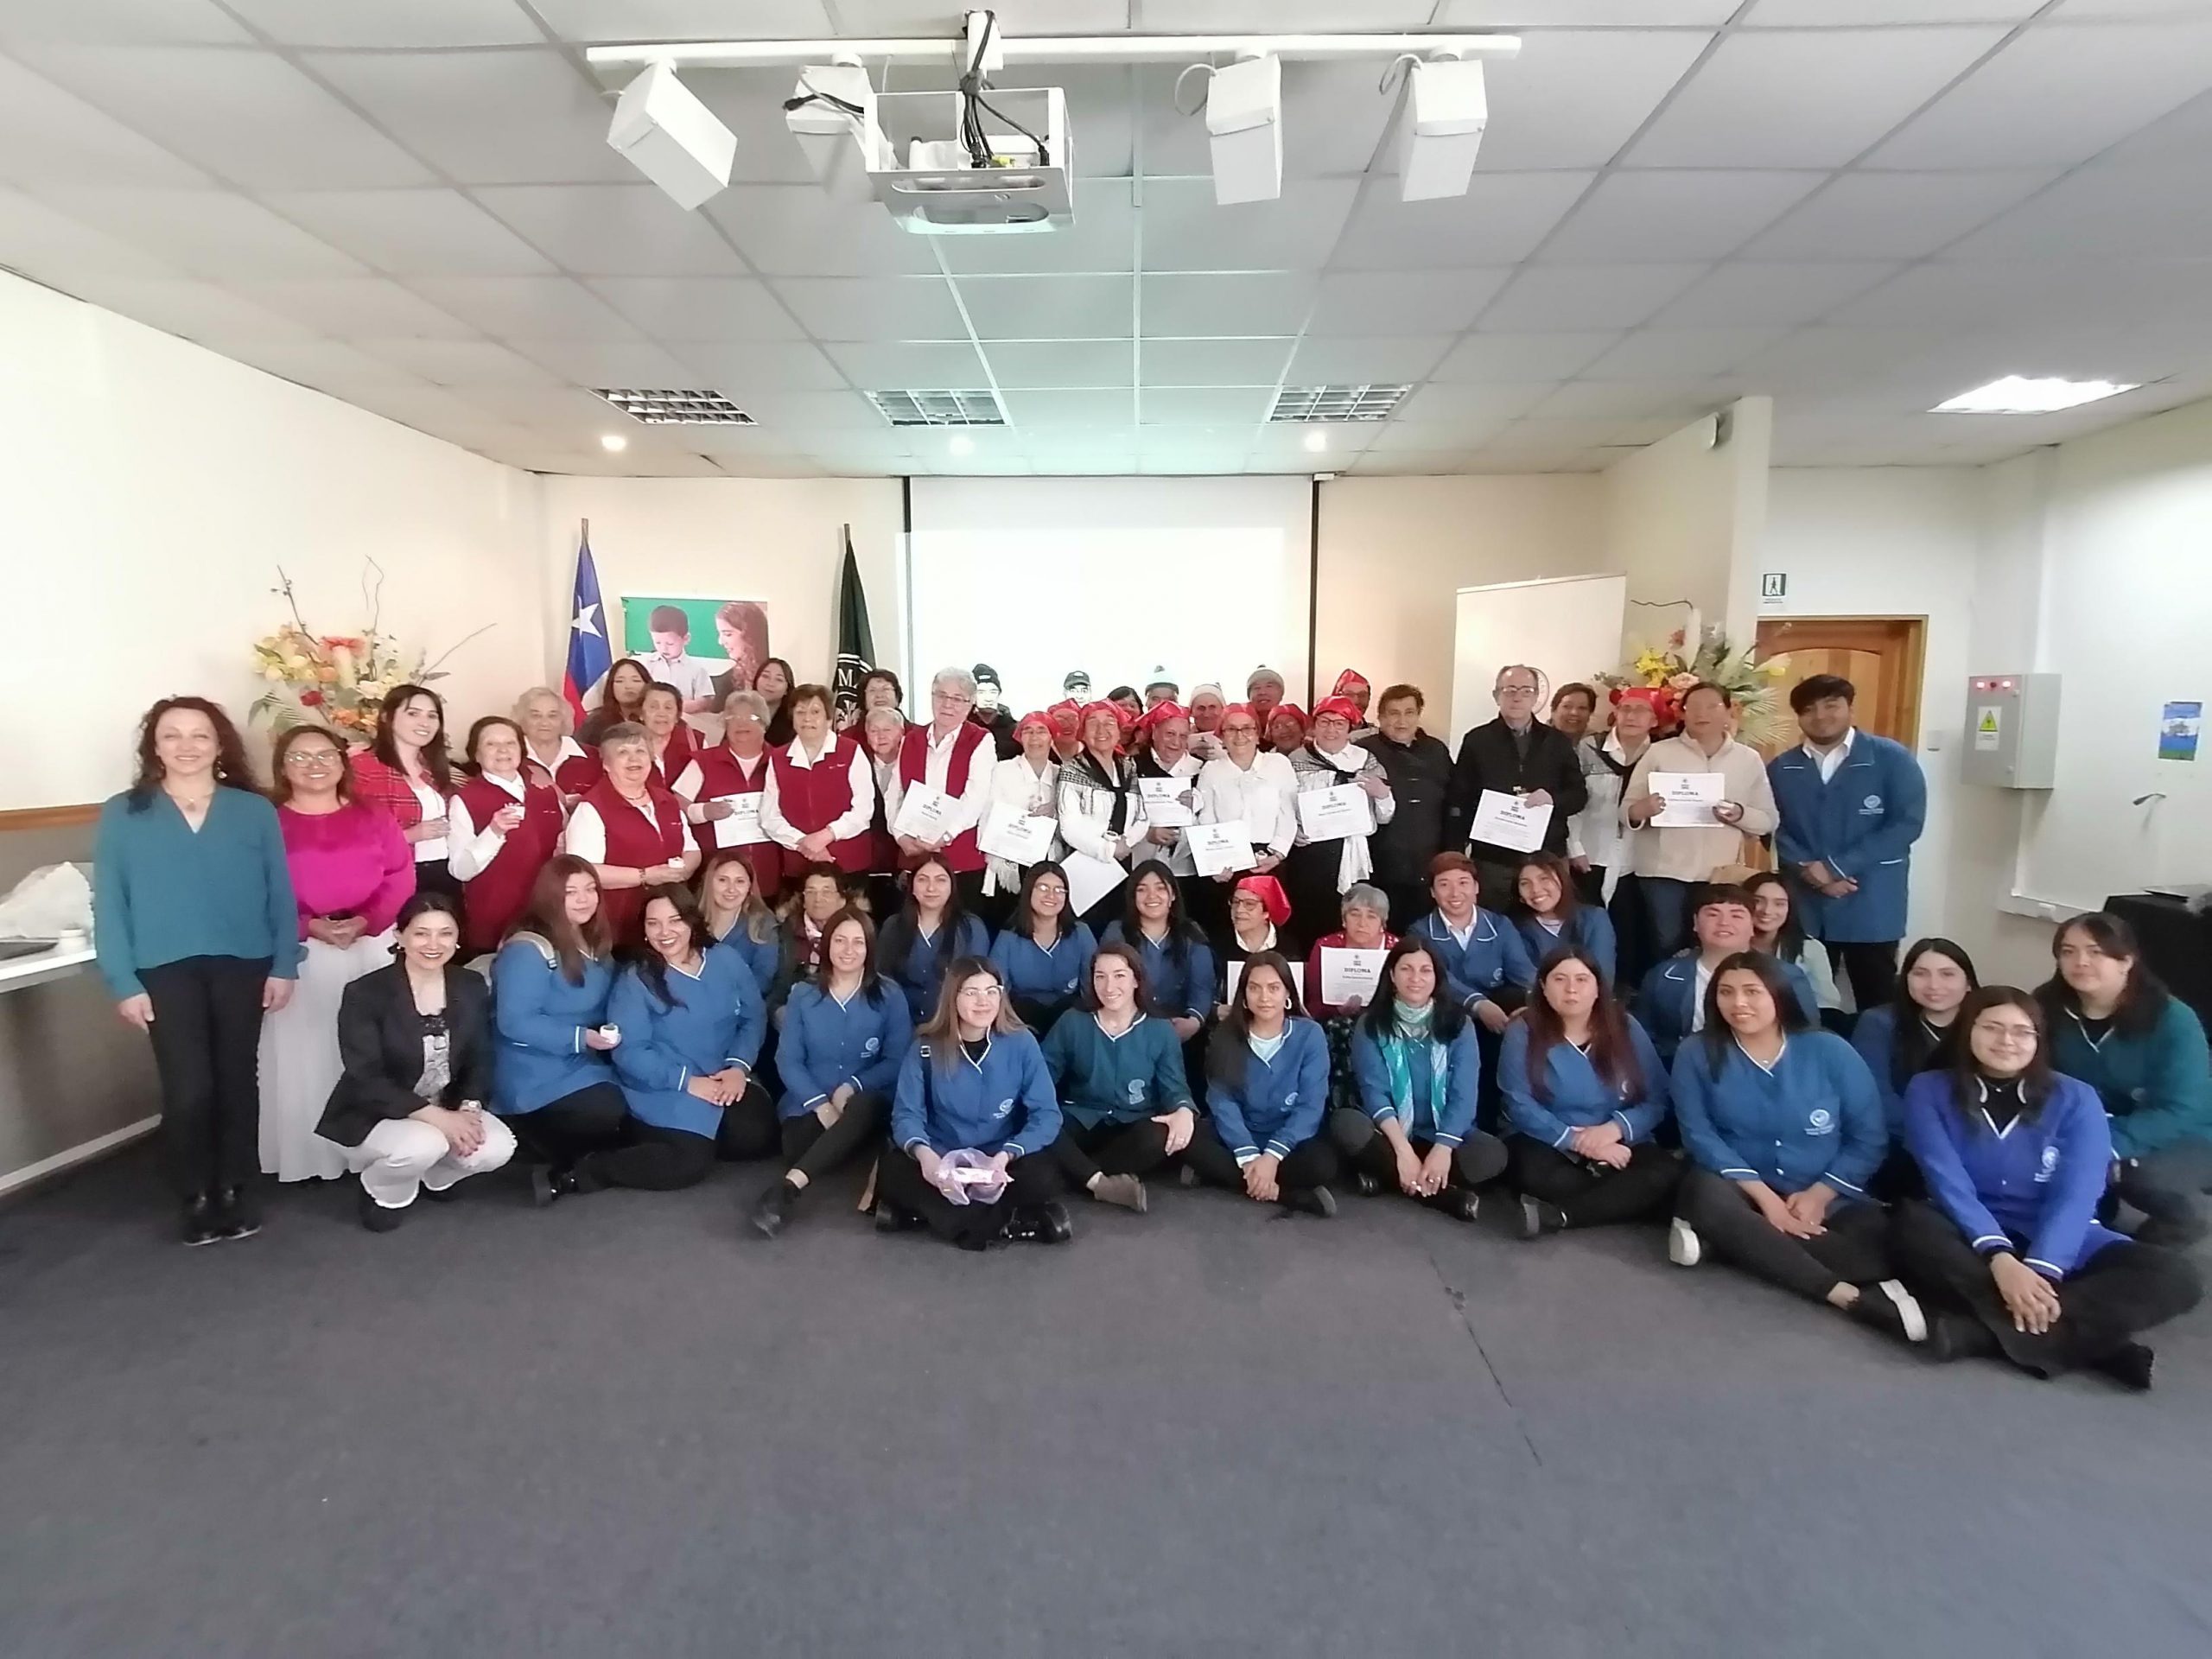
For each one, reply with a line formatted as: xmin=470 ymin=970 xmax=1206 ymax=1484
xmin=1847 ymin=1280 xmax=1928 ymax=1344
xmin=213 ymin=1184 xmax=262 ymax=1241
xmin=2094 ymin=1341 xmax=2156 ymax=1391
xmin=1178 ymin=1164 xmax=1201 ymax=1189
xmin=1431 ymin=1187 xmax=1481 ymax=1224
xmin=874 ymin=1199 xmax=918 ymax=1235
xmin=533 ymin=1165 xmax=590 ymax=1207
xmin=417 ymin=1182 xmax=461 ymax=1204
xmin=358 ymin=1187 xmax=406 ymax=1233
xmin=751 ymin=1179 xmax=799 ymax=1239
xmin=1005 ymin=1200 xmax=1074 ymax=1244
xmin=1283 ymin=1185 xmax=1337 ymax=1219
xmin=1925 ymin=1311 xmax=1998 ymax=1363
xmin=181 ymin=1193 xmax=221 ymax=1248
xmin=1518 ymin=1194 xmax=1568 ymax=1241
xmin=1352 ymin=1171 xmax=1382 ymax=1198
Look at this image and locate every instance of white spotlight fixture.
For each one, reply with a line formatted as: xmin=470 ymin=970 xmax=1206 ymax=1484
xmin=1206 ymin=54 xmax=1283 ymax=206
xmin=1932 ymin=375 xmax=2140 ymax=414
xmin=1302 ymin=429 xmax=1329 ymax=453
xmin=607 ymin=60 xmax=737 ymax=211
xmin=600 ymin=432 xmax=630 ymax=452
xmin=948 ymin=432 xmax=976 ymax=457
xmin=1398 ymin=57 xmax=1487 ymax=202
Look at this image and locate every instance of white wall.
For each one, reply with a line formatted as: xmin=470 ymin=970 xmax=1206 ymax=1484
xmin=534 ymin=476 xmax=907 ymax=702
xmin=1449 ymin=575 xmax=1626 ymax=743
xmin=1601 ymin=397 xmax=1774 ymax=652
xmin=1313 ymin=474 xmax=1604 ymax=717
xmin=2 ymin=270 xmax=544 ymax=809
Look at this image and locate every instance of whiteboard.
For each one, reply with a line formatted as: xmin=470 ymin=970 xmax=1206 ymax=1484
xmin=1450 ymin=575 xmax=1627 ymax=743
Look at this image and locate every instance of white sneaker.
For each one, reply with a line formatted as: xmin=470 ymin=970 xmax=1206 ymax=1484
xmin=1667 ymin=1217 xmax=1702 ymax=1267
xmin=1877 ymin=1279 xmax=1929 ymax=1344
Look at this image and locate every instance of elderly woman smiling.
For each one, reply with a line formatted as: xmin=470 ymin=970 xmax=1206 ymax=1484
xmin=562 ymin=721 xmax=696 ymax=944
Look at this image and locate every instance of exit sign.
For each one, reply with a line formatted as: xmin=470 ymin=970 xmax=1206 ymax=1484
xmin=1760 ymin=572 xmax=1788 ymax=599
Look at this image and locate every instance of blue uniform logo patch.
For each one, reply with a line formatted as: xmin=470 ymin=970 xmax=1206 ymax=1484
xmin=1127 ymin=1079 xmax=1147 ymax=1106
xmin=2037 ymin=1144 xmax=2060 ymax=1182
xmin=994 ymin=1096 xmax=1014 ymax=1118
xmin=862 ymin=1037 xmax=880 ymax=1057
xmin=1807 ymin=1108 xmax=1835 ymax=1135
xmin=1859 ymin=793 xmax=1883 ymax=816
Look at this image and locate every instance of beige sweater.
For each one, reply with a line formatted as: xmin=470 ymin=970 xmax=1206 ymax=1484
xmin=1624 ymin=734 xmax=1777 ymax=882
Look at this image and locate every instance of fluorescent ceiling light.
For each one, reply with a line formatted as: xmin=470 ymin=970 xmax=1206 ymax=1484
xmin=1932 ymin=375 xmax=2139 ymax=415
xmin=1270 ymin=385 xmax=1409 ymax=422
xmin=599 ymin=432 xmax=629 ymax=452
xmin=868 ymin=389 xmax=1006 ymax=427
xmin=948 ymin=432 xmax=976 ymax=457
xmin=593 ymin=388 xmax=754 ymax=424
xmin=1302 ymin=429 xmax=1328 ymax=453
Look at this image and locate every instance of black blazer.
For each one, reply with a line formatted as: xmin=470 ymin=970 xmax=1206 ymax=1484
xmin=317 ymin=963 xmax=493 ymax=1147
xmin=1442 ymin=717 xmax=1588 ymax=865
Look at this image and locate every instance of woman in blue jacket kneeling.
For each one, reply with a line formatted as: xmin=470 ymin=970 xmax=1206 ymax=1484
xmin=605 ymin=887 xmax=779 ymax=1189
xmin=1182 ymin=951 xmax=1338 ymax=1217
xmin=1335 ymin=937 xmax=1509 ymax=1223
xmin=1669 ymin=953 xmax=1924 ymax=1344
xmin=1892 ymin=987 xmax=2202 ymax=1389
xmin=882 ymin=956 xmax=1071 ymax=1249
xmin=750 ymin=906 xmax=912 ymax=1238
xmin=1499 ymin=945 xmax=1677 ymax=1238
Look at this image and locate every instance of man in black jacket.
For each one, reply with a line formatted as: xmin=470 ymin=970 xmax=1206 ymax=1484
xmin=1358 ymin=683 xmax=1455 ymax=932
xmin=1443 ymin=664 xmax=1588 ymax=904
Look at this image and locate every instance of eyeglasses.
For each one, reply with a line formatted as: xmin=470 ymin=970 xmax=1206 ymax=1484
xmin=285 ymin=750 xmax=341 ymax=766
xmin=1497 ymin=683 xmax=1539 ymax=697
xmin=1974 ymin=1022 xmax=2039 ymax=1044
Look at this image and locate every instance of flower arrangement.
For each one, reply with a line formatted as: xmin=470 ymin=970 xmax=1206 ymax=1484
xmin=248 ymin=563 xmax=485 ymax=737
xmin=1594 ymin=622 xmax=1791 ymax=748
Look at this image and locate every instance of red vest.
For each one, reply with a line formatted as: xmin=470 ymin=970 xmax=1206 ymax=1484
xmin=581 ymin=778 xmax=689 ymax=942
xmin=687 ymin=743 xmax=784 ymax=899
xmin=647 ymin=726 xmax=694 ymax=794
xmin=767 ymin=736 xmax=872 ymax=874
xmin=454 ymin=774 xmax=563 ymax=955
xmin=896 ymin=721 xmax=988 ymax=874
xmin=526 ymin=744 xmax=601 ymax=798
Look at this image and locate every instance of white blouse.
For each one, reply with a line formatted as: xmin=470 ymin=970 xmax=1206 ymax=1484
xmin=1195 ymin=752 xmax=1300 ymax=859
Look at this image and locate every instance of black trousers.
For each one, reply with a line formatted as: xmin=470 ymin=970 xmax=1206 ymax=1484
xmin=1282 ymin=842 xmax=1345 ymax=951
xmin=2113 ymin=1137 xmax=2212 ymax=1241
xmin=1608 ymin=874 xmax=1662 ymax=990
xmin=501 ymin=1081 xmax=627 ymax=1171
xmin=1008 ymin=993 xmax=1077 ymax=1035
xmin=1675 ymin=1166 xmax=1892 ymax=1302
xmin=779 ymin=1090 xmax=889 ymax=1183
xmin=1375 ymin=879 xmax=1431 ymax=941
xmin=1640 ymin=876 xmax=1695 ymax=962
xmin=1052 ymin=1116 xmax=1176 ymax=1188
xmin=1825 ymin=940 xmax=1898 ymax=1010
xmin=1569 ymin=862 xmax=1606 ymax=909
xmin=1509 ymin=1136 xmax=1681 ymax=1229
xmin=1891 ymin=1200 xmax=2203 ymax=1377
xmin=575 ymin=1083 xmax=779 ymax=1192
xmin=876 ymin=1146 xmax=1065 ymax=1247
xmin=1182 ymin=1120 xmax=1339 ymax=1196
xmin=1331 ymin=1105 xmax=1509 ymax=1195
xmin=139 ymin=954 xmax=272 ymax=1200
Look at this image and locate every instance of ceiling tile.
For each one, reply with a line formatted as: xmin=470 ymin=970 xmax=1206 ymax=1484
xmin=987 ymin=339 xmax=1137 ymax=388
xmin=15 ymin=47 xmax=435 ymax=189
xmin=733 ymin=389 xmax=893 ymax=429
xmin=528 ymin=2 xmax=836 ymax=41
xmin=195 ymin=335 xmax=430 ymax=390
xmin=767 ymin=275 xmax=965 ymax=340
xmin=1541 ymin=171 xmax=1824 ymax=263
xmin=1132 ymin=1 xmax=1437 ymax=23
xmin=1001 ymin=389 xmax=1140 ymax=429
xmin=1467 ymin=29 xmax=1712 ymax=171
xmin=1745 ymin=0 xmax=2038 ymax=18
xmin=1649 ymin=260 xmax=1902 ymax=326
xmin=662 ymin=340 xmax=849 ymax=391
xmin=1331 ymin=173 xmax=1598 ymax=270
xmin=1138 ymin=387 xmax=1272 ymax=424
xmin=49 ymin=188 xmax=365 ymax=277
xmin=0 ymin=0 xmax=251 ymax=44
xmin=1135 ymin=337 xmax=1294 ymax=386
xmin=503 ymin=336 xmax=696 ymax=384
xmin=1580 ymin=328 xmax=1788 ymax=378
xmin=1283 ymin=336 xmax=1453 ymax=383
xmin=0 ymin=55 xmax=210 ymax=188
xmin=1872 ymin=20 xmax=2212 ymax=168
xmin=823 ymin=340 xmax=989 ymax=386
xmin=958 ymin=273 xmax=1133 ymax=339
xmin=0 ymin=188 xmax=180 ymax=282
xmin=1945 ymin=162 xmax=2212 ymax=259
xmin=936 ymin=180 xmax=1135 ymax=275
xmin=585 ymin=276 xmax=803 ymax=340
xmin=1139 ymin=272 xmax=1316 ymax=335
xmin=679 ymin=67 xmax=823 ymax=186
xmin=1745 ymin=169 xmax=2058 ymax=258
xmin=265 ymin=188 xmax=559 ymax=276
xmin=1729 ymin=327 xmax=1981 ymax=391
xmin=705 ymin=186 xmax=942 ymax=276
xmin=226 ymin=0 xmax=547 ymax=44
xmin=1394 ymin=382 xmax=1558 ymax=423
xmin=1436 ymin=0 xmax=1741 ymax=20
xmin=1531 ymin=380 xmax=1729 ymax=420
xmin=359 ymin=337 xmax=564 ymax=387
xmin=232 ymin=277 xmax=478 ymax=338
xmin=1478 ymin=263 xmax=1707 ymax=330
xmin=1630 ymin=29 xmax=2008 ymax=167
xmin=1247 ymin=423 xmax=1376 ymax=461
xmin=1302 ymin=270 xmax=1509 ymax=336
xmin=1135 ymin=178 xmax=1359 ymax=272
xmin=474 ymin=184 xmax=747 ymax=275
xmin=1432 ymin=331 xmax=1620 ymax=381
xmin=1825 ymin=257 xmax=2212 ymax=333
xmin=306 ymin=49 xmax=635 ymax=188
xmin=57 ymin=276 xmax=319 ymax=344
xmin=442 ymin=385 xmax=634 ymax=430
xmin=1364 ymin=418 xmax=1511 ymax=453
xmin=413 ymin=276 xmax=648 ymax=340
xmin=843 ymin=2 xmax=1132 ymax=29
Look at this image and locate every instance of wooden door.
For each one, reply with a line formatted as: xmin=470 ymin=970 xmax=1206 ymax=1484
xmin=1752 ymin=616 xmax=1926 ymax=757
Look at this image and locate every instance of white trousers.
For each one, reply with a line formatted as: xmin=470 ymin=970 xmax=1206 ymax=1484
xmin=346 ymin=1114 xmax=517 ymax=1209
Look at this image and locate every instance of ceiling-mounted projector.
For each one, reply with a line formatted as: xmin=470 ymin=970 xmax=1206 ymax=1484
xmin=868 ymin=86 xmax=1072 ymax=234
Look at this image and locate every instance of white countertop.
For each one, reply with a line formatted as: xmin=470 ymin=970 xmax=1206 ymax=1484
xmin=0 ymin=942 xmax=96 ymax=994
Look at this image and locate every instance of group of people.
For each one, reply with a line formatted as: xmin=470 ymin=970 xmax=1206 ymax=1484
xmin=87 ymin=652 xmax=2212 ymax=1389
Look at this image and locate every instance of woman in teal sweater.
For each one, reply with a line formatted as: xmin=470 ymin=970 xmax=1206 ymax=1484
xmin=1039 ymin=943 xmax=1197 ymax=1213
xmin=2037 ymin=913 xmax=2212 ymax=1246
xmin=94 ymin=697 xmax=300 ymax=1246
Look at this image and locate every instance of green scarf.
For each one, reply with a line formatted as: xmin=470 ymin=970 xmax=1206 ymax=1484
xmin=1378 ymin=1003 xmax=1451 ymax=1133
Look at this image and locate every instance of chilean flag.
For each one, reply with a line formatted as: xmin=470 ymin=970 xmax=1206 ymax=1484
xmin=563 ymin=526 xmax=611 ymax=727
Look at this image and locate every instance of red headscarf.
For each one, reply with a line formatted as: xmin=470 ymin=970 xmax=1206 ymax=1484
xmin=1046 ymin=699 xmax=1083 ymax=738
xmin=1271 ymin=702 xmax=1310 ymax=731
xmin=1138 ymin=699 xmax=1189 ymax=730
xmin=1015 ymin=710 xmax=1053 ymax=740
xmin=1331 ymin=669 xmax=1370 ymax=698
xmin=1311 ymin=696 xmax=1362 ymax=725
xmin=1611 ymin=683 xmax=1677 ymax=728
xmin=1077 ymin=701 xmax=1126 ymax=741
xmin=1233 ymin=874 xmax=1293 ymax=927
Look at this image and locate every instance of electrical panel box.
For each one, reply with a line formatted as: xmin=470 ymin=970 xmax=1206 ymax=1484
xmin=1961 ymin=673 xmax=2061 ymax=789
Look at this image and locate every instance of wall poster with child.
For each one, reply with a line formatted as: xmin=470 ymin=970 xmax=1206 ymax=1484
xmin=619 ymin=595 xmax=773 ymax=715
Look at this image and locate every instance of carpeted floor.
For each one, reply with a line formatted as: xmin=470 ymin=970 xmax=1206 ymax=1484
xmin=3 ymin=1147 xmax=2209 ymax=1659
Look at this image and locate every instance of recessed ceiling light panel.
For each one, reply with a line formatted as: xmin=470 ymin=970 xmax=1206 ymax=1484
xmin=593 ymin=387 xmax=754 ymax=424
xmin=1932 ymin=375 xmax=2140 ymax=415
xmin=1269 ymin=385 xmax=1410 ymax=423
xmin=868 ymin=389 xmax=1007 ymax=427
